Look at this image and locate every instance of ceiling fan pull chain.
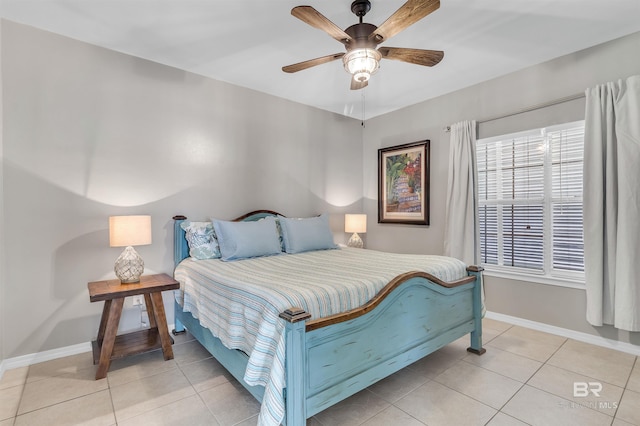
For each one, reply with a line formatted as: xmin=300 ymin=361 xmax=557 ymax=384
xmin=361 ymin=90 xmax=366 ymax=127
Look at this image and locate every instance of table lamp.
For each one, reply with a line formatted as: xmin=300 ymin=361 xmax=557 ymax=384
xmin=345 ymin=214 xmax=366 ymax=248
xmin=109 ymin=215 xmax=152 ymax=283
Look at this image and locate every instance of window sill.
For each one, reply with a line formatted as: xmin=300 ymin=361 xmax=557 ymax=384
xmin=481 ymin=267 xmax=585 ymax=290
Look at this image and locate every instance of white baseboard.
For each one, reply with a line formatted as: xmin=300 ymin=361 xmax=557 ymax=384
xmin=0 ymin=323 xmax=177 ymax=381
xmin=1 ymin=318 xmax=638 ymax=382
xmin=0 ymin=341 xmax=92 ymax=381
xmin=2 ymin=342 xmax=92 ymax=371
xmin=486 ymin=311 xmax=640 ymax=356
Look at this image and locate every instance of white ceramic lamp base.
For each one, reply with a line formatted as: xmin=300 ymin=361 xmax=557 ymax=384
xmin=114 ymin=246 xmax=145 ymax=283
xmin=347 ymin=232 xmax=364 ymax=248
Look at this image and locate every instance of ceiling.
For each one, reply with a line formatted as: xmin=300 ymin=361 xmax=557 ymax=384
xmin=2 ymin=0 xmax=640 ymax=120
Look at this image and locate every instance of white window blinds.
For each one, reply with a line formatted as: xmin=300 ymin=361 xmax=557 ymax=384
xmin=477 ymin=121 xmax=585 ymax=281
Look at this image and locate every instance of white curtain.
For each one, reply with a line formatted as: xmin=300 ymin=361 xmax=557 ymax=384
xmin=584 ymin=75 xmax=640 ymax=331
xmin=444 ymin=120 xmax=479 ymax=266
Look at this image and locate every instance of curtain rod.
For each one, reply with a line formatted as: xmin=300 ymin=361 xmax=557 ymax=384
xmin=443 ymin=92 xmax=586 ymax=132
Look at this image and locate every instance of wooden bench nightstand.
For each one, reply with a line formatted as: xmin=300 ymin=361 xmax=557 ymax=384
xmin=88 ymin=273 xmax=180 ymax=380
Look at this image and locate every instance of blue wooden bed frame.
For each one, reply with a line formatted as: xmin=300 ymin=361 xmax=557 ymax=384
xmin=172 ymin=210 xmax=485 ymax=425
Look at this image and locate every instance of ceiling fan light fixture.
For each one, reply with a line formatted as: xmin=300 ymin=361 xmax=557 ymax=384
xmin=353 ymin=71 xmax=370 ymax=83
xmin=343 ymin=48 xmax=381 ymax=82
xmin=284 ymin=1 xmax=443 ymax=90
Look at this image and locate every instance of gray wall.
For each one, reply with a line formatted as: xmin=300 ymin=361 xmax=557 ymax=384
xmin=2 ymin=20 xmax=639 ymax=362
xmin=0 ymin=18 xmax=5 ymax=364
xmin=363 ymin=31 xmax=640 ymax=345
xmin=0 ymin=20 xmax=363 ymax=359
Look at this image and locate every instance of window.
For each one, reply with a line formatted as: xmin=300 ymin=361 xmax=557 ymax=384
xmin=476 ymin=121 xmax=585 ymax=284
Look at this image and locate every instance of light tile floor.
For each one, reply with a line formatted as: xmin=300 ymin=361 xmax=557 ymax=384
xmin=1 ymin=318 xmax=639 ymax=426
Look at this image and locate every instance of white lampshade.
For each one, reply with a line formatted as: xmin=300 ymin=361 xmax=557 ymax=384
xmin=345 ymin=214 xmax=367 ymax=234
xmin=109 ymin=215 xmax=152 ymax=283
xmin=345 ymin=214 xmax=367 ymax=249
xmin=109 ymin=215 xmax=152 ymax=247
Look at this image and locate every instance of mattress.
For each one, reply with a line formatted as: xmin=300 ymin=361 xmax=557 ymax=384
xmin=174 ymin=247 xmax=467 ymax=426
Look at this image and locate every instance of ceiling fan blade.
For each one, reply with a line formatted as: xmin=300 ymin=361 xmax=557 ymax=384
xmin=282 ymin=53 xmax=345 ymax=73
xmin=369 ymin=0 xmax=440 ymax=44
xmin=379 ymin=47 xmax=444 ymax=67
xmin=292 ymin=6 xmax=352 ymax=45
xmin=350 ymin=78 xmax=368 ymax=91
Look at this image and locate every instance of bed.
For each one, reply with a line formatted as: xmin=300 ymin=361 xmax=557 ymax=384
xmin=172 ymin=210 xmax=485 ymax=426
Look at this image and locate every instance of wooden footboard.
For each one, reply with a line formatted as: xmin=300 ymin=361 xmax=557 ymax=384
xmin=278 ymin=266 xmax=484 ymax=423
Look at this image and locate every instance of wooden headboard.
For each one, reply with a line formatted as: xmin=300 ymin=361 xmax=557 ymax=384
xmin=172 ymin=210 xmax=282 ymax=268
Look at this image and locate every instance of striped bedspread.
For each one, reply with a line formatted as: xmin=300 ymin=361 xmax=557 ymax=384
xmin=174 ymin=247 xmax=467 ymax=426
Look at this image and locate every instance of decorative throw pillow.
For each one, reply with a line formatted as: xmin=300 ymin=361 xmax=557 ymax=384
xmin=180 ymin=221 xmax=220 ymax=260
xmin=212 ymin=216 xmax=282 ymax=261
xmin=278 ymin=214 xmax=337 ymax=254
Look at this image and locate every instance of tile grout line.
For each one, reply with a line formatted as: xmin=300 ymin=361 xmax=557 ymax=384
xmin=520 ymin=337 xmax=622 ymax=422
xmin=416 ymin=357 xmax=499 ymax=417
xmin=177 ymin=358 xmax=226 ymax=426
xmin=384 ymin=404 xmax=429 ymax=426
xmin=358 ymin=388 xmax=398 ymax=425
xmin=5 ymin=321 xmax=635 ymax=426
xmin=12 ymin=366 xmax=29 ymax=424
xmin=450 ymin=325 xmax=566 ymax=424
xmin=107 ymin=384 xmax=117 ymax=425
xmin=365 ymin=323 xmax=518 ymax=425
xmin=609 ymin=356 xmax=639 ymax=422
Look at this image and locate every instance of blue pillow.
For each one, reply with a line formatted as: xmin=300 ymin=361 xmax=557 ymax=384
xmin=212 ymin=216 xmax=282 ymax=261
xmin=279 ymin=214 xmax=337 ymax=254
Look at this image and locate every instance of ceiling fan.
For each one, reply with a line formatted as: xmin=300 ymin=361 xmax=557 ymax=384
xmin=282 ymin=0 xmax=444 ymax=90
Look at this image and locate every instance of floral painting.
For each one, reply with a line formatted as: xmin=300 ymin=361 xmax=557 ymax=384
xmin=378 ymin=141 xmax=430 ymax=225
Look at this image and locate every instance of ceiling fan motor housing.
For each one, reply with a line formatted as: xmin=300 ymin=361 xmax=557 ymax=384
xmin=351 ymin=0 xmax=372 ymax=19
xmin=345 ymin=23 xmax=377 ymax=49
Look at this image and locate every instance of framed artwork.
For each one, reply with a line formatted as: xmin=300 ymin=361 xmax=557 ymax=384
xmin=378 ymin=140 xmax=430 ymax=225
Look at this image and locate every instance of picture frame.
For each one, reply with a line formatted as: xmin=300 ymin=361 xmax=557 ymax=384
xmin=378 ymin=140 xmax=430 ymax=225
